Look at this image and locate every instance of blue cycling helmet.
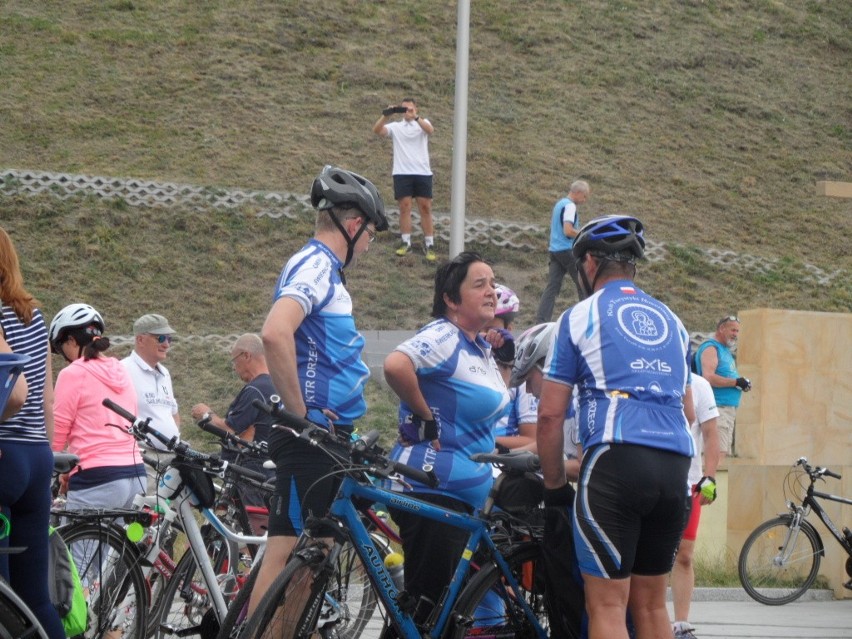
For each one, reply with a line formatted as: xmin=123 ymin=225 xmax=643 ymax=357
xmin=572 ymin=215 xmax=645 ymax=263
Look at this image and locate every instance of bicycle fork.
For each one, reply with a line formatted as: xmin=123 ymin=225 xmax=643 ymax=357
xmin=774 ymin=509 xmax=805 ymax=566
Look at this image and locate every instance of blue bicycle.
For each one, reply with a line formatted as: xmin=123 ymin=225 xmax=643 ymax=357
xmin=240 ymin=402 xmax=550 ymax=639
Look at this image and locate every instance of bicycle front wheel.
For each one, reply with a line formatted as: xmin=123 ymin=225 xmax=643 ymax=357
xmin=242 ymin=538 xmax=380 ymax=639
xmin=449 ymin=542 xmax=549 ymax=639
xmin=0 ymin=578 xmax=48 ymax=639
xmin=60 ymin=521 xmax=148 ymax=638
xmin=738 ymin=515 xmax=822 ymax=605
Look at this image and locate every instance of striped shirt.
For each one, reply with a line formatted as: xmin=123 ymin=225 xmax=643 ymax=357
xmin=0 ymin=306 xmax=49 ymax=442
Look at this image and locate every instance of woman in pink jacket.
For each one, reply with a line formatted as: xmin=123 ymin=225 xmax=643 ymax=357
xmin=50 ymin=303 xmax=146 ymax=509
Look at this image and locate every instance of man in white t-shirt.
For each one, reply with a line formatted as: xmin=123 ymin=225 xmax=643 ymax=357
xmin=372 ymin=97 xmax=436 ymax=261
xmin=122 ymin=313 xmax=180 ymax=449
xmin=670 ymin=373 xmax=720 ymax=639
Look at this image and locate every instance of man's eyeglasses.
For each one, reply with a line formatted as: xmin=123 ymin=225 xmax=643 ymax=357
xmin=149 ymin=334 xmax=173 ymax=344
xmin=364 ymin=227 xmax=376 ymax=243
xmin=230 ymin=351 xmax=247 ymax=365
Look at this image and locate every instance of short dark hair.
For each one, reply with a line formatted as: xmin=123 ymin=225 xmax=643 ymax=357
xmin=431 ymin=252 xmax=488 ymax=318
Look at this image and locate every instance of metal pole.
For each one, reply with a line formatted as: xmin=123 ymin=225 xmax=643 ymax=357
xmin=449 ymin=0 xmax=471 ymax=258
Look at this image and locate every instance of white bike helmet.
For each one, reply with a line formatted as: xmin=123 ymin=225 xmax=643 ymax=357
xmin=510 ymin=322 xmax=556 ymax=388
xmin=494 ymin=284 xmax=520 ymax=318
xmin=49 ymin=303 xmax=105 ymax=354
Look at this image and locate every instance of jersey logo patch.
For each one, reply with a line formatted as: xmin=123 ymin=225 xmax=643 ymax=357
xmin=616 ymin=303 xmax=669 ymax=347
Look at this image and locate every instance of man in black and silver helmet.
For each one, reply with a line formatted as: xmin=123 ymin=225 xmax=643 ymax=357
xmin=249 ymin=165 xmax=387 ymax=616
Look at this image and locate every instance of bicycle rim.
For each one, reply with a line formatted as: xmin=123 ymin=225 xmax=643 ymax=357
xmin=738 ymin=516 xmax=821 ymax=605
xmin=449 ymin=543 xmax=549 ymax=639
xmin=60 ymin=522 xmax=148 ymax=638
xmin=321 ymin=539 xmax=381 ymax=639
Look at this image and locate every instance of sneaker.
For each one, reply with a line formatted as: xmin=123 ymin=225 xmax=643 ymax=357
xmin=424 ymin=245 xmax=437 ymax=262
xmin=673 ymin=623 xmax=698 ymax=639
xmin=394 ymin=242 xmax=412 ymax=257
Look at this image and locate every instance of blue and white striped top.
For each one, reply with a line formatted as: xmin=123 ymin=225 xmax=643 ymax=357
xmin=0 ymin=306 xmax=49 ymax=443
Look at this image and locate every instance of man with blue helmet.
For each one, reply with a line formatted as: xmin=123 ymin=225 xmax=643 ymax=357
xmin=536 ymin=214 xmax=694 ymax=639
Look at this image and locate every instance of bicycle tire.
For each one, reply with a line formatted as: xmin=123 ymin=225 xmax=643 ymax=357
xmin=448 ymin=542 xmax=549 ymax=639
xmin=241 ymin=539 xmax=381 ymax=639
xmin=738 ymin=515 xmax=822 ymax=605
xmin=0 ymin=578 xmax=48 ymax=639
xmin=60 ymin=521 xmax=149 ymax=638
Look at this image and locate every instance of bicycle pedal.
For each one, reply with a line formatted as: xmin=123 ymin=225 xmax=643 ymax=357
xmin=843 ymin=579 xmax=851 ymax=590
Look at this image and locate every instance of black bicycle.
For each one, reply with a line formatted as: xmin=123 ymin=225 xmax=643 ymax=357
xmin=738 ymin=457 xmax=852 ymax=605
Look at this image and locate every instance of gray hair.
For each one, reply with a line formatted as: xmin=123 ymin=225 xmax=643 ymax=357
xmin=232 ymin=333 xmax=264 ymax=357
xmin=569 ymin=180 xmax=590 ymax=195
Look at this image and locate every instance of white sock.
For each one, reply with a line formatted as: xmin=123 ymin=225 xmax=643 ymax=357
xmin=425 ymin=236 xmax=434 ymax=247
xmin=401 ymin=234 xmax=411 ymax=245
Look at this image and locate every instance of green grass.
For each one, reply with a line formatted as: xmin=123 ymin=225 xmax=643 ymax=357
xmin=0 ymin=0 xmax=850 ymax=446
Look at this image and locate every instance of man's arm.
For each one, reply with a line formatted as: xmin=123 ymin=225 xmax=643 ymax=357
xmin=372 ymin=111 xmax=391 ymax=136
xmin=561 ymin=201 xmax=580 ymax=239
xmin=262 ymin=297 xmax=307 ymax=417
xmin=699 ymin=345 xmax=737 ymax=388
xmin=416 ymin=117 xmax=434 ymax=135
xmin=537 ymin=379 xmax=573 ymax=489
xmin=701 ymin=416 xmax=720 ymax=479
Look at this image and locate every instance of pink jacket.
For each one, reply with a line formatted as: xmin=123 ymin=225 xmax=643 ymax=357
xmin=53 ymin=356 xmax=143 ymax=472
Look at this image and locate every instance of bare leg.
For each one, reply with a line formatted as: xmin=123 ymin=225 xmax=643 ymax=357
xmin=584 ymin=573 xmax=632 ymax=639
xmin=415 ymin=196 xmax=434 ymax=237
xmin=671 ymin=538 xmax=695 ymax=624
xmin=629 ymin=573 xmax=675 ymax=639
xmin=247 ymin=535 xmax=298 ymax=616
xmin=398 ymin=196 xmax=413 ymax=236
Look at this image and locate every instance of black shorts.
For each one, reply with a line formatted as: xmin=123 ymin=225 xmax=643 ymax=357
xmin=265 ymin=427 xmax=349 ymax=537
xmin=393 ymin=174 xmax=433 ymax=200
xmin=573 ymin=444 xmax=690 ymax=578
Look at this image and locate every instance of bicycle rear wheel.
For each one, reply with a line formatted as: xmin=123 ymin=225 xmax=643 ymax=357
xmin=0 ymin=578 xmax=48 ymax=639
xmin=60 ymin=521 xmax=148 ymax=638
xmin=241 ymin=539 xmax=380 ymax=639
xmin=738 ymin=515 xmax=822 ymax=605
xmin=449 ymin=542 xmax=549 ymax=639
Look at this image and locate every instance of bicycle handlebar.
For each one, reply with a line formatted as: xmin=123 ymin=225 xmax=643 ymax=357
xmin=470 ymin=450 xmax=541 ymax=473
xmin=251 ymin=398 xmax=439 ymax=488
xmin=197 ymin=416 xmax=268 ymax=457
xmin=795 ymin=457 xmax=842 ymax=481
xmin=102 ymin=398 xmax=175 ymax=449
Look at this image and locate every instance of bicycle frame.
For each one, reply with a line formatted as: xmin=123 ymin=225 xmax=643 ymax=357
xmin=803 ymin=485 xmax=852 ymax=554
xmin=319 ymin=475 xmax=546 ymax=639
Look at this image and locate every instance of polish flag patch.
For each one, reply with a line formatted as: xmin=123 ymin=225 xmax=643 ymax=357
xmin=620 ymin=286 xmax=636 ymax=294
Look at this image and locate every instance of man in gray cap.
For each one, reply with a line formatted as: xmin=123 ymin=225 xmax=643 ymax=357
xmin=122 ymin=313 xmax=180 ymax=447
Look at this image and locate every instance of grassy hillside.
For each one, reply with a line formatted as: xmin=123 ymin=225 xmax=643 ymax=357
xmin=1 ymin=1 xmax=850 ymax=442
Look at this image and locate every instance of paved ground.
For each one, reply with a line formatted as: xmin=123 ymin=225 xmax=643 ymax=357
xmin=675 ymin=597 xmax=852 ymax=638
xmin=358 ymin=589 xmax=852 ymax=638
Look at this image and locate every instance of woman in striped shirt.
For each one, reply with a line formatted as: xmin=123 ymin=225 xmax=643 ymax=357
xmin=0 ymin=226 xmax=64 ymax=639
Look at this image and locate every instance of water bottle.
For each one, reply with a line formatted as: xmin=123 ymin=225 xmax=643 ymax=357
xmin=384 ymin=551 xmax=405 ymax=593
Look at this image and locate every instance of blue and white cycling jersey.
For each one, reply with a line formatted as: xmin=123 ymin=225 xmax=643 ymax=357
xmin=544 ymin=279 xmax=694 ymax=457
xmin=493 ymin=386 xmax=538 ymax=440
xmin=388 ymin=318 xmax=510 ymax=509
xmin=272 ymin=239 xmax=369 ymax=425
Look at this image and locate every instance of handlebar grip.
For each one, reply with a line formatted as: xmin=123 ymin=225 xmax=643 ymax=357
xmin=252 ymin=399 xmax=313 ymax=431
xmin=227 ymin=462 xmax=270 ymax=483
xmin=823 ymin=469 xmax=842 ymax=480
xmin=197 ymin=418 xmax=231 ymax=442
xmin=102 ymin=398 xmax=137 ymax=424
xmin=470 ymin=450 xmax=541 ymax=473
xmin=352 ymin=430 xmax=380 ymax=454
xmin=392 ymin=461 xmax=440 ymax=488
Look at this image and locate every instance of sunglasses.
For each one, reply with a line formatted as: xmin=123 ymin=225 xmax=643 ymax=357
xmin=149 ymin=334 xmax=173 ymax=344
xmin=717 ymin=315 xmax=739 ymax=327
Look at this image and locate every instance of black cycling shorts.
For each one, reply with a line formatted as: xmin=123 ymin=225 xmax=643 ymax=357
xmin=393 ymin=174 xmax=433 ymax=200
xmin=265 ymin=426 xmax=349 ymax=537
xmin=573 ymin=443 xmax=690 ymax=579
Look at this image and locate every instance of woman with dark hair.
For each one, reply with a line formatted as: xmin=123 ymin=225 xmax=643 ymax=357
xmin=50 ymin=303 xmax=146 ymax=512
xmin=382 ymin=251 xmax=511 ymax=632
xmin=0 ymin=226 xmax=64 ymax=639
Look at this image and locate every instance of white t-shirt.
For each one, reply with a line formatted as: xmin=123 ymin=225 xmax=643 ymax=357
xmin=122 ymin=350 xmax=180 ymax=449
xmin=688 ymin=375 xmax=720 ymax=486
xmin=385 ymin=119 xmax=432 ymax=176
